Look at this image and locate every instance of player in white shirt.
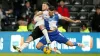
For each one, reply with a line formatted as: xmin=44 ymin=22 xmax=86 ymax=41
xmin=13 ymin=2 xmax=52 ymax=53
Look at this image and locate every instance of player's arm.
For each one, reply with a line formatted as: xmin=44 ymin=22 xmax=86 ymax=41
xmin=62 ymin=16 xmax=81 ymax=23
xmin=34 ymin=11 xmax=43 ymax=17
xmin=58 ymin=14 xmax=81 ymax=23
xmin=63 ymin=16 xmax=81 ymax=23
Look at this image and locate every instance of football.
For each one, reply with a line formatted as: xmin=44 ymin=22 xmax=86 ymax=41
xmin=43 ymin=47 xmax=52 ymax=54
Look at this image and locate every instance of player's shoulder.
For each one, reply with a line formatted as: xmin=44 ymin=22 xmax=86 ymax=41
xmin=54 ymin=11 xmax=59 ymax=14
xmin=37 ymin=11 xmax=42 ymax=14
xmin=54 ymin=12 xmax=61 ymax=16
xmin=54 ymin=11 xmax=62 ymax=19
xmin=43 ymin=11 xmax=49 ymax=14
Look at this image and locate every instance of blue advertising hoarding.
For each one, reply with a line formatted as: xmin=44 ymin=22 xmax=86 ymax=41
xmin=0 ymin=32 xmax=100 ymax=53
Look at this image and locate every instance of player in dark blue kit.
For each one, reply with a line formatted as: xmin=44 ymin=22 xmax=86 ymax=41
xmin=36 ymin=6 xmax=84 ymax=54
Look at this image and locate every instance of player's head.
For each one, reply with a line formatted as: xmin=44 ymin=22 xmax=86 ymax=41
xmin=96 ymin=4 xmax=100 ymax=14
xmin=81 ymin=23 xmax=88 ymax=30
xmin=25 ymin=1 xmax=30 ymax=8
xmin=42 ymin=2 xmax=50 ymax=11
xmin=59 ymin=0 xmax=65 ymax=6
xmin=48 ymin=6 xmax=55 ymax=16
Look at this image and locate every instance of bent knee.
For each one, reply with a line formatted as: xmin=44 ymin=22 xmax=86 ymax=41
xmin=36 ymin=42 xmax=44 ymax=50
xmin=36 ymin=45 xmax=40 ymax=49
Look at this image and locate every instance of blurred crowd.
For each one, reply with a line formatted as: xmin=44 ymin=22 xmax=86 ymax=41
xmin=0 ymin=0 xmax=100 ymax=32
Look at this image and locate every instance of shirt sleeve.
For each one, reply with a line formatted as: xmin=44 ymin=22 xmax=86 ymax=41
xmin=58 ymin=14 xmax=62 ymax=19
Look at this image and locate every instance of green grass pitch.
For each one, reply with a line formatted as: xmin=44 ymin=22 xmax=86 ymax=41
xmin=0 ymin=53 xmax=100 ymax=56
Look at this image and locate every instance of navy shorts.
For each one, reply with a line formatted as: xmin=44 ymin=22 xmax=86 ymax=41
xmin=29 ymin=26 xmax=43 ymax=40
xmin=39 ymin=30 xmax=69 ymax=45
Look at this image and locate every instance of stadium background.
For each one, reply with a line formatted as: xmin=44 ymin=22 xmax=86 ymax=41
xmin=0 ymin=0 xmax=100 ymax=56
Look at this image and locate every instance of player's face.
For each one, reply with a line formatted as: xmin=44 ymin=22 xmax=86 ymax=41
xmin=42 ymin=4 xmax=49 ymax=11
xmin=60 ymin=1 xmax=65 ymax=6
xmin=96 ymin=9 xmax=100 ymax=15
xmin=49 ymin=10 xmax=54 ymax=16
xmin=81 ymin=25 xmax=86 ymax=30
xmin=26 ymin=2 xmax=30 ymax=8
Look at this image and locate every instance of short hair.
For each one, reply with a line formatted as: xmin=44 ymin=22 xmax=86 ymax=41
xmin=81 ymin=23 xmax=87 ymax=28
xmin=96 ymin=4 xmax=100 ymax=9
xmin=25 ymin=1 xmax=30 ymax=4
xmin=58 ymin=0 xmax=65 ymax=3
xmin=43 ymin=2 xmax=51 ymax=7
xmin=49 ymin=6 xmax=55 ymax=11
xmin=18 ymin=20 xmax=27 ymax=26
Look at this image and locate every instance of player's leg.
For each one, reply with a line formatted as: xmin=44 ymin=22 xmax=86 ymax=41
xmin=39 ymin=25 xmax=51 ymax=43
xmin=13 ymin=36 xmax=33 ymax=52
xmin=66 ymin=41 xmax=84 ymax=47
xmin=36 ymin=19 xmax=51 ymax=43
xmin=36 ymin=35 xmax=61 ymax=54
xmin=36 ymin=41 xmax=54 ymax=54
xmin=13 ymin=26 xmax=43 ymax=52
xmin=55 ymin=33 xmax=84 ymax=48
xmin=36 ymin=37 xmax=47 ymax=52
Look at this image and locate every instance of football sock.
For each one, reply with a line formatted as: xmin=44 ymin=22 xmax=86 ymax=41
xmin=20 ymin=42 xmax=29 ymax=51
xmin=42 ymin=29 xmax=50 ymax=43
xmin=73 ymin=42 xmax=78 ymax=46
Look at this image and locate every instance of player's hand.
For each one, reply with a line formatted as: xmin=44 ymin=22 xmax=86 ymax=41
xmin=74 ymin=20 xmax=81 ymax=23
xmin=35 ymin=11 xmax=43 ymax=16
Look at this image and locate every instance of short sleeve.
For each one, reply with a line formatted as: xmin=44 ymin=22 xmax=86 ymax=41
xmin=58 ymin=14 xmax=62 ymax=19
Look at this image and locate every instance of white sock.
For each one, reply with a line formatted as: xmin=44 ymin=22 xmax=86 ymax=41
xmin=20 ymin=42 xmax=29 ymax=51
xmin=42 ymin=29 xmax=50 ymax=43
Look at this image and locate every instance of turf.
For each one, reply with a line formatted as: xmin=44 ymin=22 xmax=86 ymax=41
xmin=0 ymin=53 xmax=99 ymax=56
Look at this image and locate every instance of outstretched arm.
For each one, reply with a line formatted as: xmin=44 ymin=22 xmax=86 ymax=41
xmin=57 ymin=13 xmax=81 ymax=23
xmin=61 ymin=16 xmax=81 ymax=23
